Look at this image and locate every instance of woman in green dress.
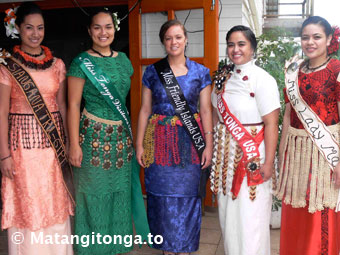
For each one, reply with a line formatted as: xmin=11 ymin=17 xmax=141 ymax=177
xmin=67 ymin=8 xmax=147 ymax=254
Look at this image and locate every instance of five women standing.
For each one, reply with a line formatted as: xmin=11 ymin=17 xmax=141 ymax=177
xmin=1 ymin=3 xmax=339 ymax=254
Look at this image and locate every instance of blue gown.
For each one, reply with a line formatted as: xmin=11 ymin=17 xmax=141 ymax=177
xmin=142 ymin=57 xmax=211 ymax=253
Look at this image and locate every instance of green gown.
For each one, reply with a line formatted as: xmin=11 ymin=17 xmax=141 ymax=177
xmin=67 ymin=52 xmax=134 ymax=255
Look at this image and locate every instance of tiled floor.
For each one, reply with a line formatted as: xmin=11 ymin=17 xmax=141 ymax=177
xmin=0 ymin=207 xmax=280 ymax=255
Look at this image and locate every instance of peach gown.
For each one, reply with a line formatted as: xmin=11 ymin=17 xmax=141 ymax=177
xmin=0 ymin=58 xmax=73 ymax=255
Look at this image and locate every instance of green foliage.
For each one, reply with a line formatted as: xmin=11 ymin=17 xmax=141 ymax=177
xmin=256 ymin=28 xmax=300 ymax=127
xmin=257 ymin=28 xmax=300 ymax=211
xmin=257 ymin=28 xmax=301 ymax=211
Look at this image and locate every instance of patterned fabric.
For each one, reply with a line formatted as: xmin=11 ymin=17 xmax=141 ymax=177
xmin=280 ymin=203 xmax=340 ymax=255
xmin=142 ymin=57 xmax=211 ymax=252
xmin=0 ymin=58 xmax=73 ymax=231
xmin=147 ymin=194 xmax=201 ymax=253
xmin=142 ymin=114 xmax=201 ymax=168
xmin=279 ymin=58 xmax=340 ymax=255
xmin=67 ymin=52 xmax=134 ymax=255
xmin=284 ymin=58 xmax=340 ymax=128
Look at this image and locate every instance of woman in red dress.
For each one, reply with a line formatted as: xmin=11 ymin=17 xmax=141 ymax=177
xmin=277 ymin=16 xmax=340 ymax=255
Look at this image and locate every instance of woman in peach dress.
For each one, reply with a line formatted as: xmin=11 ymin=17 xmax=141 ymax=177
xmin=0 ymin=3 xmax=73 ymax=254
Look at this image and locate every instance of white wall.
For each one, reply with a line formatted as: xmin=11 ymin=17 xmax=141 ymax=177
xmin=219 ymin=0 xmax=264 ymax=61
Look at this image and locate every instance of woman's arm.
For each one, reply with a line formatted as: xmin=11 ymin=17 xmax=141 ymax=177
xmin=136 ymin=86 xmax=152 ymax=167
xmin=212 ymin=108 xmax=219 ymax=127
xmin=199 ymin=85 xmax=213 ymax=169
xmin=67 ymin=76 xmax=85 ymax=167
xmin=0 ymin=84 xmax=14 ymax=179
xmin=260 ymin=108 xmax=280 ymax=181
xmin=56 ymin=78 xmax=68 ymax=141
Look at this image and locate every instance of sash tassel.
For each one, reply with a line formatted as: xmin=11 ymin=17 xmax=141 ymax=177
xmin=9 ymin=112 xmax=66 ymax=150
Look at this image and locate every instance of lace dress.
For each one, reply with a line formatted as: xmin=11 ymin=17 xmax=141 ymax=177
xmin=0 ymin=58 xmax=73 ymax=231
xmin=67 ymin=52 xmax=134 ymax=255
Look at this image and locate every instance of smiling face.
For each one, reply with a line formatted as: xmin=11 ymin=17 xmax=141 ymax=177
xmin=301 ymin=23 xmax=331 ymax=62
xmin=88 ymin=12 xmax=115 ymax=49
xmin=16 ymin=13 xmax=44 ymax=52
xmin=227 ymin=31 xmax=254 ymax=65
xmin=163 ymin=24 xmax=187 ymax=58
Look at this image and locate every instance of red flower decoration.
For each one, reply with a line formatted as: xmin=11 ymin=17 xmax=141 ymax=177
xmin=328 ymin=26 xmax=340 ymax=55
xmin=236 ymin=69 xmax=241 ymax=73
xmin=242 ymin=76 xmax=248 ymax=81
xmin=250 ymin=92 xmax=255 ymax=97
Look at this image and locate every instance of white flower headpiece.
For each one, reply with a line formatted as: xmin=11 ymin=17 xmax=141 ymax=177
xmin=4 ymin=7 xmax=19 ymax=39
xmin=112 ymin=12 xmax=120 ymax=32
xmin=103 ymin=8 xmax=120 ymax=32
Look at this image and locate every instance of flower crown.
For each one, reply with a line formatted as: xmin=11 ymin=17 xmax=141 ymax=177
xmin=328 ymin=26 xmax=340 ymax=55
xmin=4 ymin=7 xmax=19 ymax=39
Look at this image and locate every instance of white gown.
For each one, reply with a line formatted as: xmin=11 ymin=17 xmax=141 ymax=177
xmin=211 ymin=60 xmax=280 ymax=255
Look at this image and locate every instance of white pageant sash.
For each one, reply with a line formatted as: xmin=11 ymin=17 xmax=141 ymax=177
xmin=285 ymin=55 xmax=340 ymax=211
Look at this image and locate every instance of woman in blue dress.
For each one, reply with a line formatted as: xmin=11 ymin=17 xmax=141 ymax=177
xmin=136 ymin=19 xmax=213 ymax=255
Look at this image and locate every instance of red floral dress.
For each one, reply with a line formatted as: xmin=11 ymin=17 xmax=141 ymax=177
xmin=284 ymin=58 xmax=340 ymax=128
xmin=281 ymin=58 xmax=340 ymax=255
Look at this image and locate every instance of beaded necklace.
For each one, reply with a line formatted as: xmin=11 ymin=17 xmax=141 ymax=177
xmin=24 ymin=47 xmax=43 ymax=58
xmin=91 ymin=47 xmax=114 ymax=58
xmin=306 ymin=57 xmax=331 ymax=72
xmin=12 ymin=45 xmax=54 ymax=70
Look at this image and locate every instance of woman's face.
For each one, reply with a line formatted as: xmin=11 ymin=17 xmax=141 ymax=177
xmin=301 ymin=24 xmax=331 ymax=61
xmin=227 ymin=31 xmax=254 ymax=65
xmin=17 ymin=14 xmax=44 ymax=51
xmin=88 ymin=12 xmax=115 ymax=49
xmin=163 ymin=25 xmax=187 ymax=57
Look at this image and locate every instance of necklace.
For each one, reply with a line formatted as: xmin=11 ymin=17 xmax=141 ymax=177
xmin=23 ymin=47 xmax=43 ymax=57
xmin=13 ymin=45 xmax=54 ymax=70
xmin=91 ymin=48 xmax=113 ymax=58
xmin=306 ymin=57 xmax=331 ymax=72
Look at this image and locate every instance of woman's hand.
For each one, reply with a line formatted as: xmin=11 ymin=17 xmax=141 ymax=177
xmin=260 ymin=162 xmax=273 ymax=182
xmin=0 ymin=156 xmax=15 ymax=179
xmin=136 ymin=145 xmax=145 ymax=168
xmin=69 ymin=144 xmax=83 ymax=167
xmin=201 ymin=146 xmax=212 ymax=169
xmin=333 ymin=162 xmax=340 ymax=188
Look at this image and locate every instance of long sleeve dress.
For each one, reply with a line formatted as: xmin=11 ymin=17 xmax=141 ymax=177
xmin=0 ymin=57 xmax=73 ymax=255
xmin=67 ymin=52 xmax=134 ymax=255
xmin=142 ymin=57 xmax=211 ymax=253
xmin=277 ymin=58 xmax=340 ymax=255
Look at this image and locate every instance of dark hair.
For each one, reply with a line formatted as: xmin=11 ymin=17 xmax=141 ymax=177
xmin=87 ymin=8 xmax=114 ymax=28
xmin=15 ymin=2 xmax=43 ymax=27
xmin=159 ymin=19 xmax=187 ymax=43
xmin=300 ymin=16 xmax=332 ymax=37
xmin=226 ymin=25 xmax=257 ymax=51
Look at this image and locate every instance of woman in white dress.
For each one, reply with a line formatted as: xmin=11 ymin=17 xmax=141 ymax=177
xmin=210 ymin=25 xmax=280 ymax=255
